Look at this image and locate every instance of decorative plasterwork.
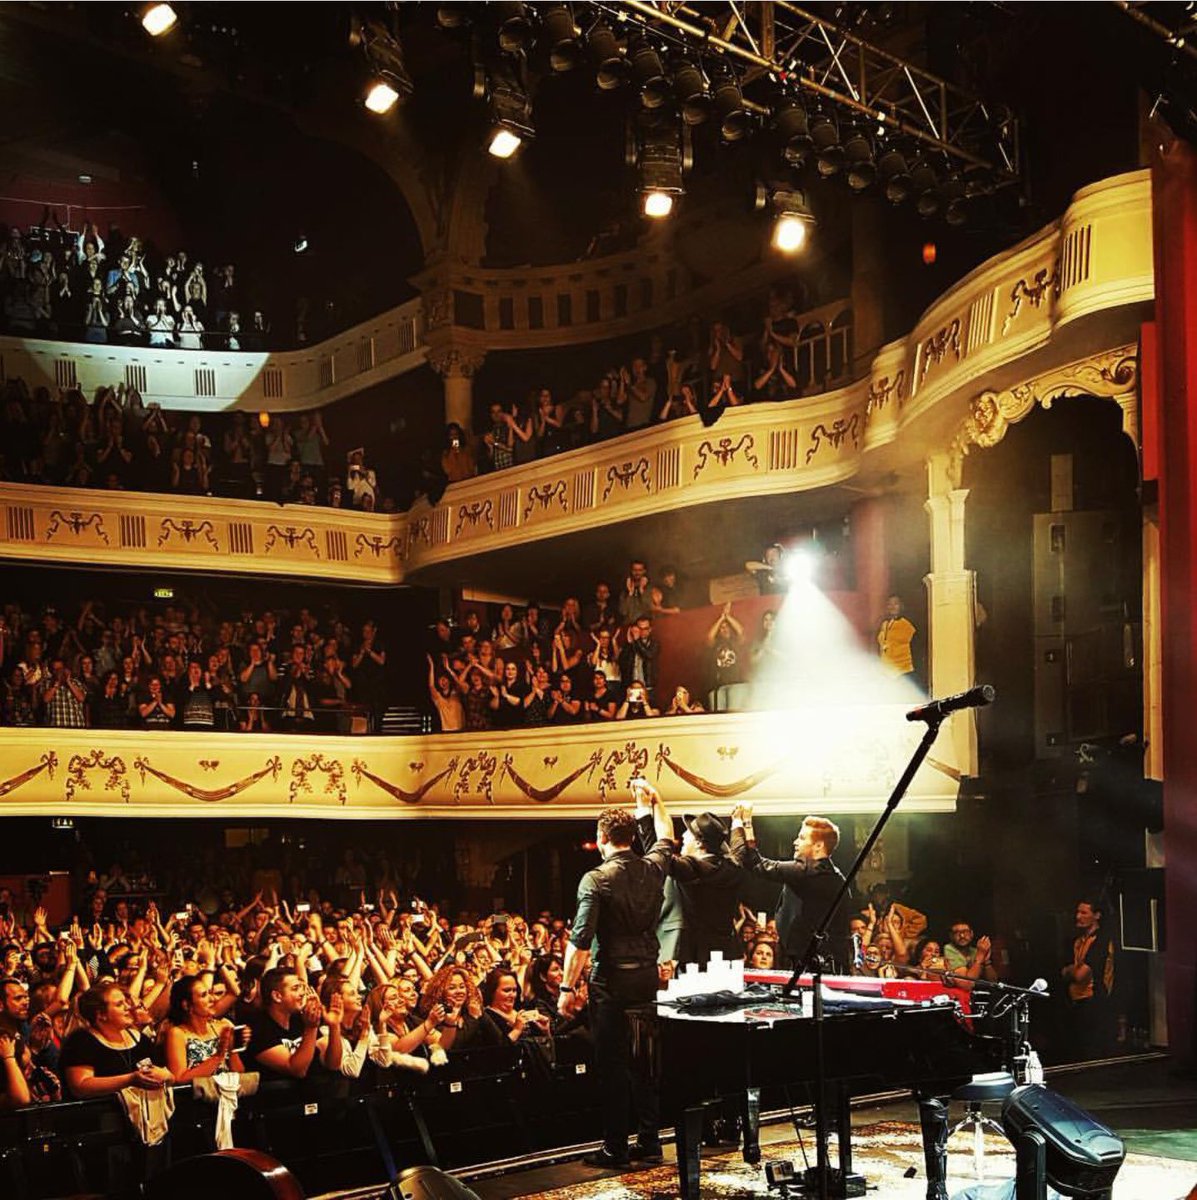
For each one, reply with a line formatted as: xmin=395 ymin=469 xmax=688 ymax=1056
xmin=0 ymin=709 xmax=961 ymax=820
xmin=960 ymin=345 xmax=1139 ymax=455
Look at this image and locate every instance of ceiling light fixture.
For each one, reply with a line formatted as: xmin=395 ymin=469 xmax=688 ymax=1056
xmin=540 ymin=5 xmax=581 ymax=72
xmin=588 ymin=22 xmax=628 ymax=90
xmin=488 ymin=127 xmax=524 ymax=159
xmin=141 ymin=3 xmax=177 ymax=37
xmin=643 ymin=190 xmax=674 ymax=219
xmin=710 ymin=62 xmax=751 ymax=141
xmin=364 ymin=78 xmax=401 ymax=114
xmin=772 ymin=98 xmax=813 ymax=167
xmin=630 ymin=110 xmax=689 ymax=219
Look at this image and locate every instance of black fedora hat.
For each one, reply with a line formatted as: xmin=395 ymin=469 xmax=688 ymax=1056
xmin=684 ymin=811 xmax=728 ymax=851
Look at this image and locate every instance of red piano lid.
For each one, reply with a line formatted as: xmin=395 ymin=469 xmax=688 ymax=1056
xmin=744 ymin=969 xmax=973 ymax=1015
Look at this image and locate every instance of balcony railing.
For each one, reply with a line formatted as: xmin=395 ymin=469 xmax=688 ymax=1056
xmin=0 ymin=298 xmax=426 ymax=415
xmin=0 ymin=707 xmax=961 ymax=820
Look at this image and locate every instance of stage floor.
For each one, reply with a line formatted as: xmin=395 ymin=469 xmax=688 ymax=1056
xmin=463 ymin=1055 xmax=1197 ymax=1200
xmin=316 ymin=1055 xmax=1197 ymax=1199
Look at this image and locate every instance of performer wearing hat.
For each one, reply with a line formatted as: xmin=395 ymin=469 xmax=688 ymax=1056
xmin=640 ymin=805 xmax=744 ymax=968
xmin=561 ymin=780 xmax=673 ymax=1168
xmin=729 ymin=805 xmax=852 ymax=972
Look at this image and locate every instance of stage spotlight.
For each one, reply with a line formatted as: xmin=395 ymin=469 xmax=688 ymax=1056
xmin=1001 ymin=1085 xmax=1125 ymax=1199
xmin=711 ymin=63 xmax=751 ymax=141
xmin=765 ymin=188 xmax=815 ymax=253
xmin=773 ymin=215 xmax=807 ymax=252
xmin=293 ymin=235 xmax=309 ymax=254
xmin=632 ymin=109 xmax=688 ymax=219
xmin=477 ymin=53 xmax=534 ymax=158
xmin=493 ymin=2 xmax=531 ymax=53
xmin=910 ymin=158 xmax=942 ymax=218
xmin=365 ymin=77 xmax=401 ymax=114
xmin=588 ymin=22 xmax=628 ymax=90
xmin=942 ymin=170 xmax=968 ymax=225
xmin=488 ymin=126 xmax=524 ymax=158
xmin=141 ymin=2 xmax=177 ymax=36
xmin=643 ymin=190 xmax=674 ymax=218
xmin=540 ymin=5 xmax=580 ymax=72
xmin=842 ymin=123 xmax=875 ymax=191
xmin=672 ymin=58 xmax=711 ymax=126
xmin=772 ymin=98 xmax=813 ymax=167
xmin=784 ymin=545 xmax=820 ymax=587
xmin=877 ymin=145 xmax=912 ymax=204
xmin=631 ymin=39 xmax=670 ymax=109
xmin=810 ymin=106 xmax=843 ymax=176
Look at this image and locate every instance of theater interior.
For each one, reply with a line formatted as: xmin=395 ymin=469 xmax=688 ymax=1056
xmin=0 ymin=3 xmax=1196 ymax=1199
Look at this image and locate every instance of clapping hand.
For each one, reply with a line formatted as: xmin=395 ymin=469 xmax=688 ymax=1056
xmin=976 ymin=934 xmax=992 ymax=961
xmin=301 ymin=993 xmax=323 ymax=1029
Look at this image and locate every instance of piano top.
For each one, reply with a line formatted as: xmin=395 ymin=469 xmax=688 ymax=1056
xmin=652 ymin=977 xmax=959 ymax=1027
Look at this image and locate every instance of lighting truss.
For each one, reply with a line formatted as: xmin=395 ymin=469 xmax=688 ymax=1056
xmin=598 ymin=0 xmax=1021 ymax=187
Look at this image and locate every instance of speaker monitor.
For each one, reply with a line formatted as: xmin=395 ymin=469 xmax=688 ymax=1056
xmin=394 ymin=1165 xmax=483 ymax=1200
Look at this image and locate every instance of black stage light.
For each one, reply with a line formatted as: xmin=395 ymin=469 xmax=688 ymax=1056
xmin=810 ymin=105 xmax=843 ymax=176
xmin=633 ymin=110 xmax=687 ymax=218
xmin=493 ymin=1 xmax=531 ymax=53
xmin=672 ymin=57 xmax=711 ymax=126
xmin=394 ymin=1165 xmax=483 ymax=1200
xmin=588 ymin=22 xmax=627 ymax=90
xmin=631 ymin=39 xmax=670 ymax=109
xmin=711 ymin=62 xmax=751 ymax=141
xmin=942 ymin=170 xmax=968 ymax=225
xmin=476 ymin=53 xmax=534 ymax=158
xmin=877 ymin=144 xmax=912 ymax=204
xmin=842 ymin=122 xmax=875 ymax=191
xmin=772 ymin=98 xmax=813 ymax=166
xmin=1001 ymin=1084 xmax=1125 ymax=1199
xmin=540 ymin=4 xmax=580 ymax=72
xmin=436 ymin=5 xmax=470 ymax=29
xmin=910 ymin=157 xmax=942 ymax=218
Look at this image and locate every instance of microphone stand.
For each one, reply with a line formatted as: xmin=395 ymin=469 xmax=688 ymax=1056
xmin=782 ymin=713 xmax=948 ymax=1200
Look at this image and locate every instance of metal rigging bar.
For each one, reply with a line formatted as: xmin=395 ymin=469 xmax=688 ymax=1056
xmin=617 ymin=0 xmax=1019 ymax=182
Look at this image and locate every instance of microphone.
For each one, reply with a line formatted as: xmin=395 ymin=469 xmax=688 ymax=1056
xmin=1028 ymin=977 xmax=1049 ymax=997
xmin=906 ymin=684 xmax=995 ymax=723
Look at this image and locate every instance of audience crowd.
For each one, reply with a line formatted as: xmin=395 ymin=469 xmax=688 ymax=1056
xmin=0 ymin=816 xmax=1107 ymax=1128
xmin=0 ymin=281 xmax=846 ymax=509
xmin=0 ymin=376 xmax=392 ymax=508
xmin=457 ymin=285 xmax=849 ymax=482
xmin=0 ymin=220 xmax=271 ymax=351
xmin=0 ymin=596 xmax=389 ymax=734
xmin=0 ymin=549 xmax=791 ymax=733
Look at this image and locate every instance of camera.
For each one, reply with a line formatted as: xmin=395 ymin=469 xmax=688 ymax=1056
xmin=295 ymin=903 xmax=311 ymax=914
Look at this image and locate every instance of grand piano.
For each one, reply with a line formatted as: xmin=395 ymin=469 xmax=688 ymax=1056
xmin=631 ymin=969 xmax=1011 ymax=1200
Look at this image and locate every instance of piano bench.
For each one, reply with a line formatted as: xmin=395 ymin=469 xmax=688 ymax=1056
xmin=951 ymin=1072 xmax=1018 ymax=1181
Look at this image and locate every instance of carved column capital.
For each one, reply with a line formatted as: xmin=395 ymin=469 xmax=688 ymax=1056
xmin=960 ymin=345 xmax=1139 ymax=454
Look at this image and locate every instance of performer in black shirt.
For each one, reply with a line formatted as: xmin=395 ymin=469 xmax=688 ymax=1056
xmin=729 ymin=805 xmax=852 ymax=972
xmin=640 ymin=808 xmax=744 ymax=967
xmin=561 ymin=780 xmax=673 ymax=1168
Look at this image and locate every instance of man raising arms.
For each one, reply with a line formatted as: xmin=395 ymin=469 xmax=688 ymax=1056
xmin=730 ymin=805 xmax=852 ymax=972
xmin=561 ymin=780 xmax=673 ymax=1168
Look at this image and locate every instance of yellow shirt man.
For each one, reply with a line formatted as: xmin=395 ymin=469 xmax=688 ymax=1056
xmin=878 ymin=595 xmax=916 ymax=676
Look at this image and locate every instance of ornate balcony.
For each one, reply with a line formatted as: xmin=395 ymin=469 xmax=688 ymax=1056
xmin=0 ymin=298 xmax=426 ymax=415
xmin=0 ymin=171 xmax=1152 ymax=583
xmin=0 ymin=706 xmax=960 ymax=820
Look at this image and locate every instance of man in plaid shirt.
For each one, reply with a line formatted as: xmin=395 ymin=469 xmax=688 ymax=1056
xmin=42 ymin=659 xmax=87 ymax=728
